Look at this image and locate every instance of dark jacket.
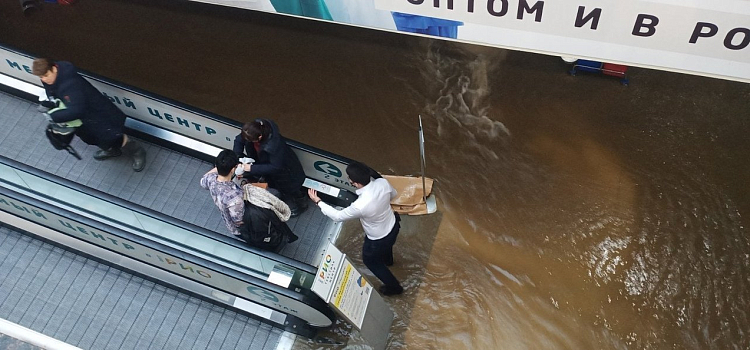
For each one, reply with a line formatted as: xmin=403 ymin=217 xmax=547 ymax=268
xmin=233 ymin=119 xmax=305 ymax=195
xmin=43 ymin=61 xmax=126 ymax=149
xmin=238 ymin=202 xmax=292 ymax=252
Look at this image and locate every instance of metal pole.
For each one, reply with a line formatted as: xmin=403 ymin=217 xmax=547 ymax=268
xmin=419 ymin=115 xmax=427 ymax=204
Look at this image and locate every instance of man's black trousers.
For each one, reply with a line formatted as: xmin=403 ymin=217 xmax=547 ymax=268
xmin=362 ymin=213 xmax=402 ymax=289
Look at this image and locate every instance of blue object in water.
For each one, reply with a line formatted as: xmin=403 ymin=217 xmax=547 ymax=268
xmin=391 ymin=12 xmax=463 ymax=39
xmin=575 ymin=60 xmax=603 ymax=73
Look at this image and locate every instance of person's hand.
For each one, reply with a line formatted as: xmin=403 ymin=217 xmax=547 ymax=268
xmin=236 ymin=163 xmax=251 ymax=179
xmin=308 ymin=189 xmax=321 ymax=204
xmin=243 ymin=163 xmax=252 ymax=172
xmin=40 ymin=100 xmax=56 ymax=109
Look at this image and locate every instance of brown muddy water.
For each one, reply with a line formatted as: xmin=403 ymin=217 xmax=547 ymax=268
xmin=2 ymin=1 xmax=750 ymax=349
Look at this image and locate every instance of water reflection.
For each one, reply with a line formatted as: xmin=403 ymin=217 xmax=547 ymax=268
xmin=399 ymin=41 xmax=750 ymax=349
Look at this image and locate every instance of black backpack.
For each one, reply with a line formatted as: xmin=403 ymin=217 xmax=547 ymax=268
xmin=240 ymin=203 xmax=286 ymax=252
xmin=45 ymin=123 xmax=81 ymax=160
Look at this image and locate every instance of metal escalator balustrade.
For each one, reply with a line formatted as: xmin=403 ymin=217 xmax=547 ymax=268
xmin=0 ymin=43 xmax=360 ymax=208
xmin=0 ymin=155 xmax=336 ymax=331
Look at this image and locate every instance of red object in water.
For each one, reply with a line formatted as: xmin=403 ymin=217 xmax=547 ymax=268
xmin=602 ymin=63 xmax=628 ymax=77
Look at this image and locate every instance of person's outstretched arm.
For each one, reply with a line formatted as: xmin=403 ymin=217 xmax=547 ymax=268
xmin=308 ymin=189 xmax=362 ymax=222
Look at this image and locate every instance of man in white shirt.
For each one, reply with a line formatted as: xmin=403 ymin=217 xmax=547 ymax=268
xmin=308 ymin=161 xmax=404 ymax=296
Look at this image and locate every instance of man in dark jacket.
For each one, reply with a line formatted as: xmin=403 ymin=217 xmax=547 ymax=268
xmin=239 ymin=203 xmax=296 ymax=252
xmin=233 ymin=119 xmax=308 ymax=216
xmin=32 ymin=58 xmax=146 ymax=171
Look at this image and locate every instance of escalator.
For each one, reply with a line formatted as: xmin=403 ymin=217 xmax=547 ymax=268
xmin=0 ymin=43 xmax=362 ymax=348
xmin=0 ymin=154 xmax=335 ymax=333
xmin=0 ymin=225 xmax=289 ymax=350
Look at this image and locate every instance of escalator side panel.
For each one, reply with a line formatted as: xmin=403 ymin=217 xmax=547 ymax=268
xmin=0 ymin=226 xmax=284 ymax=350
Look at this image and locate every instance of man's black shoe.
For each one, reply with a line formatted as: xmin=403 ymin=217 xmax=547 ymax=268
xmin=290 ymin=204 xmax=309 ymax=218
xmin=290 ymin=207 xmax=301 ymax=218
xmin=288 ymin=233 xmax=299 ymax=244
xmin=132 ymin=146 xmax=146 ymax=172
xmin=121 ymin=140 xmax=146 ymax=172
xmin=296 ymin=197 xmax=309 ymax=211
xmin=93 ymin=148 xmax=122 ymax=160
xmin=379 ymin=285 xmax=404 ymax=296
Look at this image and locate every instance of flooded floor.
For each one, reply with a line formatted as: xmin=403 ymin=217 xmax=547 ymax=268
xmin=2 ymin=1 xmax=750 ymax=349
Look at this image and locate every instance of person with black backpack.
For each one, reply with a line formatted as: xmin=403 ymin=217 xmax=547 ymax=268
xmin=240 ymin=184 xmax=299 ymax=252
xmin=32 ymin=58 xmax=146 ymax=171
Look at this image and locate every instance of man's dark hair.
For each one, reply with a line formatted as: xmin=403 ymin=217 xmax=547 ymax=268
xmin=32 ymin=58 xmax=55 ymax=76
xmin=215 ymin=149 xmax=239 ymax=176
xmin=346 ymin=161 xmax=381 ymax=186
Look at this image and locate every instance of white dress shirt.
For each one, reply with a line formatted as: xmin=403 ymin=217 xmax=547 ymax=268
xmin=317 ymin=177 xmax=397 ymax=240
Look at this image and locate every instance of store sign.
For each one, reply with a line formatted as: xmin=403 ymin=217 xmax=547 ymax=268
xmin=330 ymin=259 xmax=372 ymax=328
xmin=191 ymin=0 xmax=750 ymax=82
xmin=311 ymin=244 xmax=346 ymax=302
xmin=312 ymin=243 xmax=372 ymax=329
xmin=295 ymin=153 xmax=356 ymax=192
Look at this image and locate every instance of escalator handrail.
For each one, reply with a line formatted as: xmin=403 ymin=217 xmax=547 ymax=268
xmin=0 ymin=42 xmax=359 ymax=171
xmin=0 ymin=154 xmax=317 ymax=275
xmin=0 ymin=185 xmax=336 ymax=327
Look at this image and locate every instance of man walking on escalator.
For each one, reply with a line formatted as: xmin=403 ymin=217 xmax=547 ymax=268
xmin=32 ymin=58 xmax=146 ymax=171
